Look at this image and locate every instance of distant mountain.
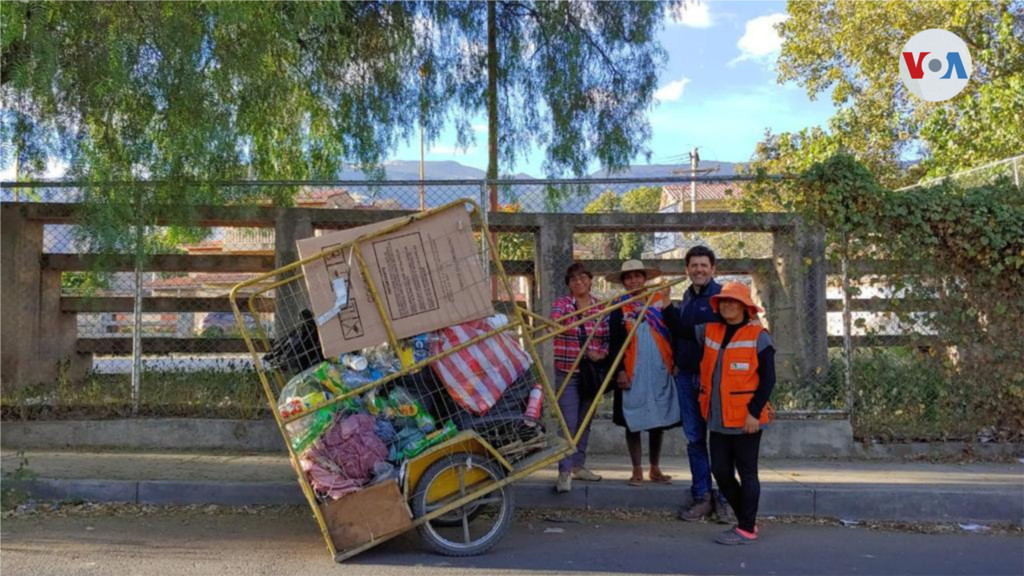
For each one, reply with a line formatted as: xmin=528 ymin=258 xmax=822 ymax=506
xmin=333 ymin=159 xmax=747 ymax=211
xmin=339 ymin=160 xmax=488 ymax=181
xmin=587 ymin=161 xmax=744 ymax=179
xmin=339 ymin=159 xmax=746 ymax=181
xmin=521 ymin=161 xmax=748 ymax=212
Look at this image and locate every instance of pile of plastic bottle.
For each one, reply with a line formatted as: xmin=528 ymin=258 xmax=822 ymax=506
xmin=277 ymin=345 xmax=458 ymax=462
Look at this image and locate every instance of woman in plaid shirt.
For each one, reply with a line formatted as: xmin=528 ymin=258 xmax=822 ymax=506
xmin=550 ymin=262 xmax=609 ymax=493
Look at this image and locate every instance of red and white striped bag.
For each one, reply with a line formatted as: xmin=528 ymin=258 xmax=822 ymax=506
xmin=429 ymin=319 xmax=533 ymax=415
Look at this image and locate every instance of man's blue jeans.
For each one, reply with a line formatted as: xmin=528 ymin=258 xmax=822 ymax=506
xmin=675 ymin=371 xmax=713 ymax=500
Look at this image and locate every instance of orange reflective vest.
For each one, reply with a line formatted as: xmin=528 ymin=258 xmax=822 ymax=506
xmin=699 ymin=322 xmax=771 ymax=428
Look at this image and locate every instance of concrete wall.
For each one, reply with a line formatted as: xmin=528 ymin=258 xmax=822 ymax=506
xmin=2 ymin=204 xmax=843 ymax=459
xmin=1 ymin=417 xmax=853 ymax=458
xmin=2 ymin=204 xmax=829 ymax=398
xmin=0 ymin=419 xmax=287 ymax=453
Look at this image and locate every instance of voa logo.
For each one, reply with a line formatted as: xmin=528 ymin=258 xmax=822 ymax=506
xmin=900 ymin=29 xmax=972 ymax=102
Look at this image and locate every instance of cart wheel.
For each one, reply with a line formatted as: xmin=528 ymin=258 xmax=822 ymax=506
xmin=412 ymin=453 xmax=514 ymax=557
xmin=431 ymin=501 xmax=485 ymax=527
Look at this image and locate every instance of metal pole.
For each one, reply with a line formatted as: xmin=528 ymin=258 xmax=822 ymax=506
xmin=690 ymin=146 xmax=698 ymax=214
xmin=419 ymin=62 xmax=427 ymax=211
xmin=131 ymin=188 xmax=144 ymax=415
xmin=840 ymin=245 xmax=854 ymax=415
xmin=13 ymin=153 xmax=19 ymax=202
xmin=1014 ymin=157 xmax=1020 ymax=189
xmin=480 ymin=182 xmax=490 ymax=286
xmin=419 ymin=121 xmax=426 ymax=211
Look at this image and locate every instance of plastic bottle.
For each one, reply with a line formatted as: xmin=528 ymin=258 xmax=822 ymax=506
xmin=341 ymin=353 xmax=368 ymax=371
xmin=313 ymin=362 xmax=344 ymax=395
xmin=394 ymin=340 xmax=416 ymax=369
xmin=487 ymin=314 xmax=509 ymax=330
xmin=389 ymin=386 xmax=437 ymax=432
xmin=411 ymin=332 xmax=445 ymax=364
xmin=288 ymin=405 xmax=338 ymax=454
xmin=524 ymin=383 xmax=544 ymax=422
xmin=400 ymin=420 xmax=458 ymax=460
xmin=365 ymin=388 xmax=383 ymax=416
xmin=410 ymin=334 xmax=430 ymax=364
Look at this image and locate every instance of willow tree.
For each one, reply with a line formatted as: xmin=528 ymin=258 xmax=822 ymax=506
xmin=2 ymin=1 xmax=445 ymax=258
xmin=422 ymin=1 xmax=671 ymax=207
xmin=2 ymin=1 xmax=674 ymax=221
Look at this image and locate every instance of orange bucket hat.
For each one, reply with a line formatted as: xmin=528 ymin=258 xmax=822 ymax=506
xmin=710 ymin=282 xmax=763 ymax=317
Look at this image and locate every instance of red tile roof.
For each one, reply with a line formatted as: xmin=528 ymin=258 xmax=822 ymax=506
xmin=183 ymin=240 xmax=225 ymax=253
xmin=662 ymin=182 xmax=742 ymax=204
xmin=295 ymin=188 xmax=345 ymax=206
xmin=145 ymin=273 xmax=260 ymax=289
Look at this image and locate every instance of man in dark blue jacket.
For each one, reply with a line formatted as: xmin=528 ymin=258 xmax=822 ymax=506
xmin=664 ymin=245 xmax=735 ymax=523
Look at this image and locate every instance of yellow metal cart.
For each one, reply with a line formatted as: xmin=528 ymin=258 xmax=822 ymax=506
xmin=229 ymin=199 xmax=681 ymax=562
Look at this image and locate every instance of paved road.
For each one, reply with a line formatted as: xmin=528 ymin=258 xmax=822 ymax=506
xmin=2 ymin=509 xmax=1021 ymax=576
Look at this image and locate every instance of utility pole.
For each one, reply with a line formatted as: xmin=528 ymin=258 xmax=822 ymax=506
xmin=419 ymin=120 xmax=426 ymax=211
xmin=671 ymin=146 xmax=717 ymax=214
xmin=671 ymin=146 xmax=718 ymax=251
xmin=418 ymin=65 xmax=427 ymax=212
xmin=689 ymin=147 xmax=699 ymax=214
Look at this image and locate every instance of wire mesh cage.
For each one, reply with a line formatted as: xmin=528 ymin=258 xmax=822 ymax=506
xmin=229 ymin=199 xmax=640 ymax=561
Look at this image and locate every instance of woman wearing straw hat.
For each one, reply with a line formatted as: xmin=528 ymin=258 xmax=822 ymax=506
xmin=696 ymin=281 xmax=776 ymax=545
xmin=606 ymin=260 xmax=681 ymax=487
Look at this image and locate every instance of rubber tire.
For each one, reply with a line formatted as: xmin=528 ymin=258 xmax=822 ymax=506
xmin=411 ymin=453 xmax=514 ymax=557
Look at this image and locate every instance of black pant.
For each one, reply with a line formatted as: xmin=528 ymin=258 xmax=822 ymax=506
xmin=710 ymin=430 xmax=762 ymax=533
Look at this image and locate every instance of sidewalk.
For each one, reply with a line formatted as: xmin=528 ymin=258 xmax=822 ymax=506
xmin=4 ymin=449 xmax=1022 ymax=526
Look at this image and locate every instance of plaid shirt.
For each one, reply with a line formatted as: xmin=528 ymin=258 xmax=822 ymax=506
xmin=550 ymin=294 xmax=609 ymax=373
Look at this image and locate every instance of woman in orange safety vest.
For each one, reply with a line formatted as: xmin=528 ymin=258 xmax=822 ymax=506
xmin=696 ymin=282 xmax=775 ymax=545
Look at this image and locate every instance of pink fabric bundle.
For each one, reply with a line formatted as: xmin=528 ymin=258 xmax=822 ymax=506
xmin=301 ymin=413 xmax=388 ymax=500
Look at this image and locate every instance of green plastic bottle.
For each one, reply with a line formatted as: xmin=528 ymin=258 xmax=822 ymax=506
xmin=400 ymin=420 xmax=458 ymax=460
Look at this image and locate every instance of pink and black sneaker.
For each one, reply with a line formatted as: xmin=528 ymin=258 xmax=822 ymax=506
xmin=714 ymin=526 xmax=758 ymax=545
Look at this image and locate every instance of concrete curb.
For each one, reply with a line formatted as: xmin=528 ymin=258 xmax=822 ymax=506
xmin=12 ymin=477 xmax=1023 ymax=526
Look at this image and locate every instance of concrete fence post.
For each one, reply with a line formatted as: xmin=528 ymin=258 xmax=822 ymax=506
xmin=1 ymin=205 xmax=42 ymax=391
xmin=768 ymin=219 xmax=829 ymax=389
xmin=534 ymin=214 xmax=574 ymax=386
xmin=1 ymin=204 xmax=90 ymax=391
xmin=273 ymin=210 xmax=314 ymax=337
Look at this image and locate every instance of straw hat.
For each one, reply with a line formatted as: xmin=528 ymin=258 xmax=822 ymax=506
xmin=605 ymin=259 xmax=663 ymax=285
xmin=710 ymin=282 xmax=763 ymax=316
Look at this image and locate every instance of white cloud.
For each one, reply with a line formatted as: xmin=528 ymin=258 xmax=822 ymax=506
xmin=730 ymin=13 xmax=789 ymax=66
xmin=654 ymin=77 xmax=692 ymax=103
xmin=471 ymin=123 xmax=488 ymax=133
xmin=645 ymin=80 xmax=837 ymax=164
xmin=669 ymin=2 xmax=713 ymax=28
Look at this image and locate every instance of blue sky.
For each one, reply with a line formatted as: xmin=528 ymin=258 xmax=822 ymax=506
xmin=392 ymin=0 xmax=839 ymax=175
xmin=0 ymin=1 xmax=840 ymax=181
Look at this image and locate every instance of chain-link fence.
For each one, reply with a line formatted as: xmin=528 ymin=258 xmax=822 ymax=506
xmin=4 ymin=170 xmax=1017 ymax=442
xmin=487 ymin=177 xmax=839 ymax=422
xmin=896 ymin=154 xmax=1023 ymax=192
xmin=845 ymin=155 xmax=1024 ymax=442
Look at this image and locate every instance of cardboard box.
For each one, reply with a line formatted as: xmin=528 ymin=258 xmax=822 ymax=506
xmin=319 ymin=479 xmax=412 ymax=553
xmin=298 ymin=204 xmax=494 ymax=358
